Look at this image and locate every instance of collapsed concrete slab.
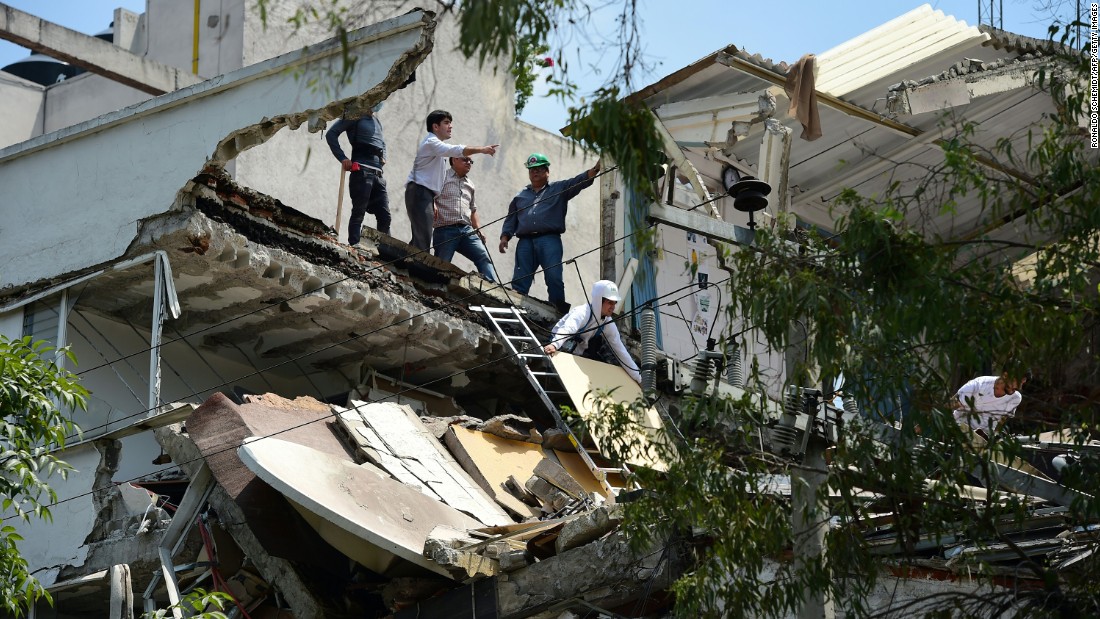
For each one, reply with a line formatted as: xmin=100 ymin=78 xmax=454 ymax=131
xmin=394 ymin=531 xmax=684 ymax=619
xmin=239 ymin=435 xmax=483 ymax=578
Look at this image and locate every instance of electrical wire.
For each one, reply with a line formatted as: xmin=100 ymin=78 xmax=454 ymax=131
xmin=62 ymin=221 xmax=688 ymax=441
xmin=13 ymin=279 xmax=726 ymax=521
xmin=73 ymin=165 xmax=621 ymax=378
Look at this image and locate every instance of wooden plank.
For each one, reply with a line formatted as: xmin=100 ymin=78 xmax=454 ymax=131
xmin=533 ymin=458 xmax=588 ymax=499
xmin=462 ymin=516 xmax=580 ymax=552
xmin=549 ymin=354 xmax=674 ymax=471
xmin=332 ymin=409 xmax=382 ymax=462
xmin=444 ymin=426 xmax=545 ymax=518
xmin=554 ymin=450 xmax=622 ymax=498
xmin=158 ymin=547 xmax=184 ymax=619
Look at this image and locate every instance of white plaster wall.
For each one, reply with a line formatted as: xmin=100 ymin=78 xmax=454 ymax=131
xmin=614 ymin=179 xmax=790 ymax=398
xmin=235 ymin=8 xmax=602 ymax=307
xmin=64 ymin=307 xmax=352 ymax=482
xmin=0 ymin=307 xmax=24 ymax=340
xmin=717 ymin=559 xmax=1011 ymax=618
xmin=0 ymin=16 xmax=428 ymax=291
xmin=0 ymin=0 xmax=244 ymax=146
xmin=42 ymin=71 xmax=150 ymax=133
xmin=11 ymin=443 xmax=98 ymax=587
xmin=0 ymin=75 xmax=44 ymax=149
xmin=144 ymin=0 xmax=244 ymax=76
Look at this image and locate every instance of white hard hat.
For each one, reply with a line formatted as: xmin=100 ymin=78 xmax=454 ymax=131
xmin=601 ymin=281 xmax=622 ymax=303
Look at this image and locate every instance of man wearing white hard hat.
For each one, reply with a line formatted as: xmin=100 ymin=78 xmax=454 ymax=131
xmin=543 ymin=280 xmax=641 ymax=384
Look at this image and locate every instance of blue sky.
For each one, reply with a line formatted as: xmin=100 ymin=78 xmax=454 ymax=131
xmin=0 ymin=1 xmax=1068 ymax=133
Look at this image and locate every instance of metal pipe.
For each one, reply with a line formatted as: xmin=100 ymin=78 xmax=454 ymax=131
xmin=192 ymin=0 xmax=201 ymax=75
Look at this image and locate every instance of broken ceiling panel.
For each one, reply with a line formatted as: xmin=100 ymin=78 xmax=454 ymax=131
xmin=444 ymin=425 xmax=546 ymax=519
xmin=239 ymin=436 xmax=482 ymax=579
xmin=334 ymin=400 xmax=512 ymax=526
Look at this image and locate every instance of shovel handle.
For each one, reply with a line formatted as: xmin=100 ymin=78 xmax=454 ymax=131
xmin=335 ymin=166 xmax=347 ymax=241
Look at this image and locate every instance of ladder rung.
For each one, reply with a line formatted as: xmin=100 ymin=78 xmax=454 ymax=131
xmin=475 ymin=307 xmax=526 ymax=315
xmin=477 ymin=305 xmax=635 ymax=498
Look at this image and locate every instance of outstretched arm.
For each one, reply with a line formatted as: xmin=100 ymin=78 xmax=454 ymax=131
xmin=463 ymin=144 xmax=500 ymax=157
xmin=605 ymin=324 xmax=642 ymax=384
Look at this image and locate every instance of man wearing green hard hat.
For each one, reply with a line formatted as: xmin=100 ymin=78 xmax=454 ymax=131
xmin=499 ymin=152 xmax=601 ymax=314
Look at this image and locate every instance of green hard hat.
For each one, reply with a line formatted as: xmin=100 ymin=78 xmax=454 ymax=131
xmin=525 ymin=153 xmax=551 ymax=168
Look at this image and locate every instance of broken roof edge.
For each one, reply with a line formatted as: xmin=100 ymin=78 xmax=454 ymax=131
xmin=624 ymin=45 xmax=738 ymax=108
xmin=0 ymin=9 xmax=436 ymax=292
xmin=979 ymin=24 xmax=1080 ymax=55
xmin=0 ymin=9 xmax=436 ymax=166
xmin=558 ymin=44 xmax=785 ymax=139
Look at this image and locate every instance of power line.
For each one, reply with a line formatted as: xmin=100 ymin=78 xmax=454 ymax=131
xmin=74 ymin=165 xmax=621 ymax=378
xmin=66 ymin=220 xmax=661 ymax=440
xmin=15 ymin=277 xmax=728 ymax=521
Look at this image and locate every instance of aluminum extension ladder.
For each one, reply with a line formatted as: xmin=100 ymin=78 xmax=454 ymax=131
xmin=472 ymin=305 xmax=630 ymax=500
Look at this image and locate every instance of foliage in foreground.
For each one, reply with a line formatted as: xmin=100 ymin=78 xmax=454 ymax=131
xmin=605 ymin=28 xmax=1100 ymax=619
xmin=143 ymin=589 xmax=233 ymax=619
xmin=0 ymin=336 xmax=86 ymax=616
xmin=255 ymin=1 xmax=1100 ymax=616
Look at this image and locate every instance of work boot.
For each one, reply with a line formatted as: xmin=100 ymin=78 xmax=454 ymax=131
xmin=553 ymin=300 xmax=571 ymax=315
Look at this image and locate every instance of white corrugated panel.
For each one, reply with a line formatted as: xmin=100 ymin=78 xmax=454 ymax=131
xmin=816 ymin=4 xmax=988 ymax=95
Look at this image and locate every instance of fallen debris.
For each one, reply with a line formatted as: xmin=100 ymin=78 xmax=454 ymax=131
xmin=333 ymin=400 xmax=512 ymax=526
xmin=556 ymin=505 xmax=623 ymax=554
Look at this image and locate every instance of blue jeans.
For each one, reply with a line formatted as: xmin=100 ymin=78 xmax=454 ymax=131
xmin=512 ymin=235 xmax=564 ymax=306
xmin=347 ymin=169 xmax=389 ymax=243
xmin=404 ymin=182 xmax=435 ymax=251
xmin=433 ymin=224 xmax=496 ymax=281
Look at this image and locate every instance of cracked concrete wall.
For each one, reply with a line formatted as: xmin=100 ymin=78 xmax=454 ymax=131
xmin=235 ymin=8 xmax=603 ymax=309
xmin=11 ymin=440 xmax=166 ymax=590
xmin=13 ymin=443 xmax=98 ymax=587
xmin=0 ymin=11 xmax=433 ymax=292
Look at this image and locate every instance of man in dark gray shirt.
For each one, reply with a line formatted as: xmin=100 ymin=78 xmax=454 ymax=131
xmin=326 ymin=105 xmax=389 ymax=244
xmin=499 ymin=153 xmax=600 ymax=313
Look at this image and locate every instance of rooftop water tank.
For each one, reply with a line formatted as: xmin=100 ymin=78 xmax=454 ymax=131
xmin=0 ymin=21 xmax=113 ymax=86
xmin=1 ymin=53 xmax=84 ymax=85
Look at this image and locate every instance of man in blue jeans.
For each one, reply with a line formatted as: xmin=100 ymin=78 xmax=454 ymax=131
xmin=433 ymin=156 xmax=495 ymax=281
xmin=498 ymin=153 xmax=601 ymax=313
xmin=405 ymin=110 xmax=499 ymax=251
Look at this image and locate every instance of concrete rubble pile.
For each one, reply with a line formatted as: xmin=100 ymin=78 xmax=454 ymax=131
xmin=146 ymin=388 xmax=675 ymax=618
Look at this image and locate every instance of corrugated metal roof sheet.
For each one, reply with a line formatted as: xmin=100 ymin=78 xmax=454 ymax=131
xmin=816 ymin=5 xmax=988 ymax=96
xmin=636 ymin=3 xmax=1088 ymax=251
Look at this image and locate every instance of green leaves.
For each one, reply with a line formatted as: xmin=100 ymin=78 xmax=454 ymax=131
xmin=511 ymin=34 xmax=551 ymax=115
xmin=566 ymin=91 xmax=666 ymax=201
xmin=0 ymin=336 xmax=86 ymax=616
xmin=143 ymin=588 xmax=233 ymax=619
